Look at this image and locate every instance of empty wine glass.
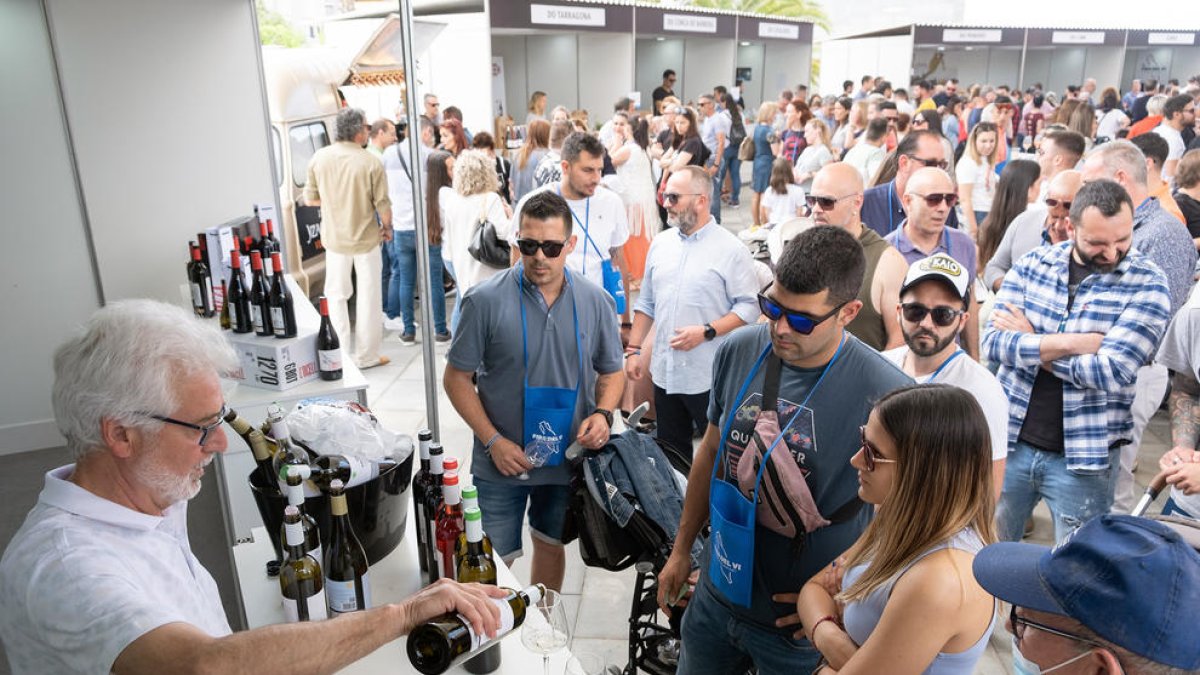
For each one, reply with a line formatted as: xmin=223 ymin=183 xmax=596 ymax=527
xmin=521 ymin=588 xmax=570 ymax=675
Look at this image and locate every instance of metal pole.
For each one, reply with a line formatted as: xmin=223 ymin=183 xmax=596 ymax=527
xmin=397 ymin=0 xmax=442 ymax=440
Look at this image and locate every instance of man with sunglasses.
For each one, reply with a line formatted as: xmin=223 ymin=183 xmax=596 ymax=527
xmin=985 ymin=179 xmax=1172 ymax=544
xmin=808 ymin=162 xmax=908 ymax=351
xmin=883 ymin=253 xmax=1009 ymax=498
xmin=884 ymin=166 xmax=981 ymax=359
xmin=652 ymin=69 xmax=676 ymax=115
xmin=860 ymin=130 xmax=960 ymax=237
xmin=984 ymin=170 xmax=1083 ymax=293
xmin=973 ymin=514 xmax=1200 ymax=674
xmin=0 ymin=300 xmax=512 ymax=674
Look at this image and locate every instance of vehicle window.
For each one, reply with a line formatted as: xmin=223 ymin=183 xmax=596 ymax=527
xmin=289 ymin=122 xmax=330 ymax=188
xmin=270 ymin=127 xmax=283 ymax=189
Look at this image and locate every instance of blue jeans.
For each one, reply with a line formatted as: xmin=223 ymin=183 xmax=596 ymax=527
xmin=718 ymin=145 xmax=742 ymax=205
xmin=380 ymin=233 xmax=392 ymax=312
xmin=678 ymin=580 xmax=821 ymax=674
xmin=472 ymin=477 xmax=572 ymax=560
xmin=387 ymin=231 xmax=447 ymax=335
xmin=445 ymin=260 xmax=462 ymax=335
xmin=996 ymin=441 xmax=1121 ymax=544
xmin=710 ymin=172 xmax=723 ymax=224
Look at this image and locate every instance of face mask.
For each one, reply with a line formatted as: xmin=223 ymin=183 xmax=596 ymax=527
xmin=1012 ymin=636 xmax=1092 ymax=675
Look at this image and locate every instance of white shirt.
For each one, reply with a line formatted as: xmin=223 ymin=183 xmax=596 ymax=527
xmin=635 ymin=221 xmax=760 ymax=394
xmin=761 ymin=184 xmax=806 ymax=224
xmin=443 ymin=188 xmax=509 ymax=296
xmin=842 ymin=142 xmax=886 ymax=184
xmin=0 ymin=466 xmax=230 ymax=674
xmin=882 ymin=348 xmax=1010 ymax=461
xmin=382 ymin=143 xmax=432 ymax=231
xmin=510 ymin=182 xmax=630 ymax=282
xmin=955 ymin=154 xmax=996 ymax=214
xmin=1154 ymin=123 xmax=1186 ymax=161
xmin=700 ymin=110 xmax=732 ymax=156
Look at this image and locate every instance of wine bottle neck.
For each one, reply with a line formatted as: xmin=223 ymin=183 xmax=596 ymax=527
xmin=331 ymin=494 xmax=348 ymax=517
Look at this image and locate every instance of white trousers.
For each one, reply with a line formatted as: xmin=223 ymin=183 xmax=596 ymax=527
xmin=1112 ymin=363 xmax=1170 ymax=513
xmin=324 ymin=247 xmax=383 ymax=368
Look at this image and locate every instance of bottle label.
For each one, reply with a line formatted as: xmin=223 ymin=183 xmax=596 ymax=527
xmin=282 ymin=588 xmax=328 ymax=622
xmin=271 ymin=307 xmax=285 ymax=335
xmin=415 ymin=502 xmax=427 ymax=545
xmin=325 ymin=573 xmax=371 ymax=614
xmin=190 ymin=283 xmax=203 ymax=309
xmin=228 ymin=303 xmax=239 ymax=327
xmin=341 ymin=453 xmax=374 ymax=487
xmin=435 ymin=549 xmax=445 ymax=579
xmin=251 ymin=304 xmax=264 ymax=331
xmin=459 ymin=598 xmax=515 ymax=650
xmin=203 ymin=277 xmax=215 ymax=309
xmin=319 ymin=348 xmax=342 ymax=372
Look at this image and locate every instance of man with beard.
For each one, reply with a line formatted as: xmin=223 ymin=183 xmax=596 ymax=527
xmin=625 ymin=166 xmax=759 ymax=460
xmin=984 ymin=180 xmax=1172 ymax=544
xmin=0 ymin=300 xmax=510 ymax=674
xmin=883 ymin=253 xmax=1009 ymax=498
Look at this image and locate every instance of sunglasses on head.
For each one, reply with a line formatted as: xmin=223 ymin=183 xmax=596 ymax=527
xmin=900 ymin=302 xmax=964 ymax=326
xmin=910 ymin=192 xmax=959 ymax=208
xmin=860 ymin=425 xmax=898 ymax=471
xmin=805 ymin=194 xmax=854 ymax=210
xmin=1045 ymin=198 xmax=1072 ymax=211
xmin=757 ymin=293 xmax=846 ymax=335
xmin=907 ymin=156 xmax=949 ymax=170
xmin=516 ymin=238 xmax=566 ymax=258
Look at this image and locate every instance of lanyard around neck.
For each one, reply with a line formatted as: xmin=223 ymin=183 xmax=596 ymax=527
xmin=921 ymin=348 xmax=963 ymax=382
xmin=557 ymin=186 xmax=597 ymax=275
xmin=517 ymin=264 xmax=584 ymax=396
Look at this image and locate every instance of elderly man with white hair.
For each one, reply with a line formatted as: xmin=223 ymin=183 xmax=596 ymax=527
xmin=0 ymin=300 xmax=507 ymax=675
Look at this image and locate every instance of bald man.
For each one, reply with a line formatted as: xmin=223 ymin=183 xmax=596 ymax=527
xmin=984 ymin=171 xmax=1084 ymax=292
xmin=809 ymin=163 xmax=909 ymax=350
xmin=885 ymin=167 xmax=980 ymax=359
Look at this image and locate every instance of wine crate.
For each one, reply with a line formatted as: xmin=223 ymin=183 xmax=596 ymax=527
xmin=224 ymin=275 xmax=320 ymax=392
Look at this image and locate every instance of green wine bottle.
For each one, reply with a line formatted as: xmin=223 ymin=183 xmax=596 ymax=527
xmin=406 ymin=584 xmax=544 ymax=675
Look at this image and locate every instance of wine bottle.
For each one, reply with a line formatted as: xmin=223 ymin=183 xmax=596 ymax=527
xmin=311 ymin=453 xmax=398 ymax=490
xmin=265 ymin=218 xmax=282 ymax=259
xmin=240 ymin=235 xmax=255 ymax=289
xmin=317 ymin=296 xmax=342 ymax=381
xmin=269 ymin=252 xmax=297 ymax=339
xmin=267 ymin=405 xmax=317 ymax=496
xmin=435 ymin=472 xmax=465 ymax=580
xmin=457 ymin=506 xmax=502 ymax=674
xmin=188 ymin=244 xmax=216 ymax=318
xmin=227 ymin=249 xmax=253 ymax=333
xmin=422 ymin=444 xmax=446 ymax=582
xmin=324 ymin=479 xmax=370 ymax=615
xmin=219 ymin=280 xmax=231 ymax=330
xmin=405 ymin=585 xmax=545 ymax=675
xmin=249 ymin=251 xmax=273 ymax=337
xmin=412 ymin=430 xmax=434 ymax=577
xmin=456 ymin=484 xmax=493 ymax=561
xmin=281 ymin=467 xmax=322 ymax=564
xmin=221 ymin=409 xmax=276 ymax=490
xmin=280 ymin=505 xmax=327 ymax=622
xmin=258 ymin=220 xmax=276 ymax=280
xmin=260 ymin=218 xmax=280 ymax=257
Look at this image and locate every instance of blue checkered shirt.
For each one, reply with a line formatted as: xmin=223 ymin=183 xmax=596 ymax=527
xmin=983 ymin=242 xmax=1171 ymax=471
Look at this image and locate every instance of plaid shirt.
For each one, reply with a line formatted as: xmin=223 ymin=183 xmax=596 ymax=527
xmin=983 ymin=242 xmax=1171 ymax=471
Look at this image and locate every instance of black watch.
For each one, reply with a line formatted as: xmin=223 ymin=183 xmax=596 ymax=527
xmin=704 ymin=323 xmax=717 ymax=341
xmin=592 ymin=408 xmax=614 ymax=428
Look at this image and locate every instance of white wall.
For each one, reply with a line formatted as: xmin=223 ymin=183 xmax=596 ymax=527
xmin=682 ymin=37 xmax=735 ymax=103
xmin=421 ymin=12 xmax=493 ymax=134
xmin=764 ymin=42 xmax=810 ymax=98
xmin=821 ymin=35 xmax=912 ymax=96
xmin=737 ymin=43 xmax=765 ymax=110
xmin=636 ymin=38 xmax=685 ymax=109
xmin=1169 ymin=48 xmax=1200 ymax=84
xmin=1084 ymin=47 xmax=1124 ymax=95
xmin=579 ymin=33 xmax=635 ymax=120
xmin=1048 ymin=47 xmax=1086 ymax=94
xmin=527 ymin=33 xmax=580 ymax=115
xmin=492 ymin=34 xmax=529 ymax=120
xmin=987 ymin=48 xmax=1021 ymax=89
xmin=1023 ymin=49 xmax=1053 ymax=92
xmin=0 ymin=0 xmax=102 ymax=454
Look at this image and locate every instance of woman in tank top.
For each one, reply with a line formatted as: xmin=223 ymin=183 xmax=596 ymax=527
xmin=797 ymin=384 xmax=997 ymax=675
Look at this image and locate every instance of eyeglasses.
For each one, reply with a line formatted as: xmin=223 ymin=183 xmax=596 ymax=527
xmin=142 ymin=404 xmax=228 ymax=447
xmin=1009 ymin=606 xmax=1115 ymax=655
xmin=860 ymin=426 xmax=898 ymax=471
xmin=757 ymin=293 xmax=846 ymax=335
xmin=515 ymin=238 xmax=567 ymax=258
xmin=662 ymin=192 xmax=701 ymax=206
xmin=900 ymin=302 xmax=964 ymax=327
xmin=1045 ymin=198 xmax=1072 ymax=211
xmin=805 ymin=193 xmax=856 ymax=210
xmin=912 ymin=118 xmax=928 ymax=126
xmin=906 ymin=156 xmax=950 ymax=170
xmin=910 ymin=192 xmax=960 ymax=208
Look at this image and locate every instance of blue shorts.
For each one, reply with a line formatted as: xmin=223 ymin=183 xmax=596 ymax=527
xmin=473 ymin=477 xmax=572 ymax=560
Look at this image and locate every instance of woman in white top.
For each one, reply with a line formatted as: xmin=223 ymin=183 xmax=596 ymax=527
xmin=1095 ymin=88 xmax=1129 ymax=140
xmin=760 ymin=157 xmax=805 ymax=225
xmin=607 ymin=112 xmax=660 ymax=288
xmin=440 ymin=149 xmax=513 ymax=332
xmin=793 ymin=119 xmax=833 ymax=193
xmin=955 ymin=121 xmax=998 ymax=238
xmin=526 ymin=90 xmax=547 ymax=124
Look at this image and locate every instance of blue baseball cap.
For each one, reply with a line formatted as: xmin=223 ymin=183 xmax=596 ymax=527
xmin=973 ymin=515 xmax=1200 ymax=669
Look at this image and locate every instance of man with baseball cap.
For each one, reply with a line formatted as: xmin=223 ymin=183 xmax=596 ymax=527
xmin=882 ymin=253 xmax=1009 ymax=498
xmin=973 ymin=514 xmax=1200 ymax=673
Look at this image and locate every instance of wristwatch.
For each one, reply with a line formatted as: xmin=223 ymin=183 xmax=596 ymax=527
xmin=592 ymin=408 xmax=614 ymax=428
xmin=704 ymin=323 xmax=717 ymax=341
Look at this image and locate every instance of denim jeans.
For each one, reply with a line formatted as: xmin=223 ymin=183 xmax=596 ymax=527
xmin=710 ymin=172 xmax=723 ymax=224
xmin=718 ymin=145 xmax=742 ymax=205
xmin=380 ymin=233 xmax=392 ymax=312
xmin=996 ymin=441 xmax=1121 ymax=544
xmin=678 ymin=579 xmax=821 ymax=674
xmin=387 ymin=230 xmax=447 ymax=335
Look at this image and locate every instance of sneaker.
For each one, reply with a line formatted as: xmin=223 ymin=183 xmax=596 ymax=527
xmin=383 ymin=316 xmax=406 ymax=332
xmin=399 ymin=333 xmax=416 ymax=345
xmin=435 ymin=331 xmax=452 ymax=343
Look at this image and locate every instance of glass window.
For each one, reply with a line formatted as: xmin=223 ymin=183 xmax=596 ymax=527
xmin=270 ymin=127 xmax=283 ymax=189
xmin=289 ymin=122 xmax=330 ymax=188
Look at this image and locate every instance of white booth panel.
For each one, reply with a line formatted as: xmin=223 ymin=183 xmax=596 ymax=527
xmin=986 ymin=49 xmax=1021 ymax=89
xmin=1126 ymin=48 xmax=1174 ymax=87
xmin=637 ymin=38 xmax=685 ymax=111
xmin=764 ymin=42 xmax=810 ymax=98
xmin=829 ymin=36 xmax=912 ymax=95
xmin=1171 ymin=48 xmax=1200 ymax=83
xmin=1023 ymin=49 xmax=1053 ymax=92
xmin=683 ymin=37 xmax=736 ymax=103
xmin=526 ymin=33 xmax=580 ymax=112
xmin=422 ymin=12 xmax=493 ymax=135
xmin=737 ymin=43 xmax=766 ymax=111
xmin=1048 ymin=47 xmax=1087 ymax=95
xmin=1084 ymin=47 xmax=1124 ymax=95
xmin=493 ymin=34 xmax=529 ymax=120
xmin=579 ymin=33 xmax=635 ymax=119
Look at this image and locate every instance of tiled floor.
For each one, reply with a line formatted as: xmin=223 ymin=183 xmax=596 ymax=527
xmin=357 ymin=188 xmax=1177 ymax=674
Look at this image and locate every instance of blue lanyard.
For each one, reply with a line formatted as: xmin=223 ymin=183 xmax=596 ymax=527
xmin=517 ymin=265 xmax=584 ymax=396
xmin=887 ymin=183 xmax=897 ymax=233
xmin=925 ymin=348 xmax=963 ymax=382
xmin=558 ymin=187 xmax=598 ymax=276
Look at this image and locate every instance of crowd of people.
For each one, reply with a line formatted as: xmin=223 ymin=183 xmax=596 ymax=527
xmin=4 ymin=68 xmax=1200 ymax=675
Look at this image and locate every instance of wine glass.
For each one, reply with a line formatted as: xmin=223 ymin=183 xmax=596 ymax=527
xmin=521 ymin=588 xmax=570 ymax=675
xmin=566 ymin=652 xmax=607 ymax=675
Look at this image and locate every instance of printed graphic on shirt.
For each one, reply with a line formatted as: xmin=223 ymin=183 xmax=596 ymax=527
xmin=722 ymin=392 xmax=816 ymax=483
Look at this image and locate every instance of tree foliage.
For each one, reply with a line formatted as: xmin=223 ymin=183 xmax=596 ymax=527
xmin=257 ymin=1 xmax=305 ymax=48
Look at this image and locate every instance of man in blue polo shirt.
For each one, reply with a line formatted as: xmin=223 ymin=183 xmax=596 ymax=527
xmin=885 ymin=167 xmax=979 ymax=359
xmin=444 ymin=190 xmax=625 ymax=591
xmin=860 ymin=130 xmax=959 ymax=237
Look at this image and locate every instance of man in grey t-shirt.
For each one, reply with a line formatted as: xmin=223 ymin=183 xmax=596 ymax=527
xmin=444 ymin=190 xmax=624 ymax=592
xmin=1155 ymin=285 xmax=1200 ymax=519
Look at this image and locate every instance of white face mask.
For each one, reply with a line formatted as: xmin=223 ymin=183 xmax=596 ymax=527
xmin=1012 ymin=636 xmax=1092 ymax=675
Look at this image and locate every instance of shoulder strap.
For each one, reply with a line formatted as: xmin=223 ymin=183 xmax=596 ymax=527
xmin=762 ymin=353 xmax=783 ymax=413
xmin=397 ymin=147 xmax=412 ymax=180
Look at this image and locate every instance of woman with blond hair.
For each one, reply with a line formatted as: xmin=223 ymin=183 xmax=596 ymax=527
xmin=526 ymin=90 xmax=547 ymax=124
xmin=441 ymin=149 xmax=512 ymax=331
xmin=750 ymin=101 xmax=781 ymax=227
xmin=955 ymin=121 xmax=999 ymax=237
xmin=793 ymin=118 xmax=833 ymax=192
xmin=797 ymin=385 xmax=997 ymax=675
xmin=511 ymin=119 xmax=549 ymax=203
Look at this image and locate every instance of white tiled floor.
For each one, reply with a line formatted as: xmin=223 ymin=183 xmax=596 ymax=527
xmin=355 ymin=187 xmax=1177 ymax=674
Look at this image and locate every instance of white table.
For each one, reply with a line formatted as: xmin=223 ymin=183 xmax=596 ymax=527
xmin=232 ymin=516 xmax=574 ymax=673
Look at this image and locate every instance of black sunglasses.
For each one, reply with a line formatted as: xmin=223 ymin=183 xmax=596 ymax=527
xmin=143 ymin=404 xmax=228 ymax=447
xmin=516 ymin=238 xmax=566 ymax=258
xmin=860 ymin=425 xmax=898 ymax=472
xmin=910 ymin=192 xmax=959 ymax=208
xmin=805 ymin=193 xmax=856 ymax=210
xmin=900 ymin=302 xmax=964 ymax=327
xmin=907 ymin=155 xmax=950 ymax=170
xmin=757 ymin=293 xmax=845 ymax=335
xmin=1045 ymin=198 xmax=1072 ymax=211
xmin=662 ymin=192 xmax=701 ymax=206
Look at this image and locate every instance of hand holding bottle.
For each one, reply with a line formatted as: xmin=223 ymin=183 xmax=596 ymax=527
xmin=402 ymin=578 xmax=510 ymax=639
xmin=656 ymin=550 xmax=697 ymax=617
xmin=489 ymin=437 xmax=534 ymax=476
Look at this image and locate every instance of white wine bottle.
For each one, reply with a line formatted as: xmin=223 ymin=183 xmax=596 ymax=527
xmin=268 ymin=405 xmax=318 ymax=497
xmin=456 ymin=506 xmax=501 ymax=674
xmin=311 ymin=453 xmax=398 ymax=490
xmin=280 ymin=505 xmax=327 ymax=622
xmin=281 ymin=467 xmax=322 ymax=564
xmin=456 ymin=485 xmax=493 ymax=561
xmin=323 ymin=479 xmax=370 ymax=615
xmin=406 ymin=584 xmax=545 ymax=675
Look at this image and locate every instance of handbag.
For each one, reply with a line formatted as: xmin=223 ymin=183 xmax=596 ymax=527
xmin=738 ymin=134 xmax=756 ymax=162
xmin=729 ymin=118 xmax=747 ymax=147
xmin=467 ymin=196 xmax=510 ymax=269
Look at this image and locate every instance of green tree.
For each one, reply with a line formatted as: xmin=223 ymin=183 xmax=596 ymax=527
xmin=257 ymin=1 xmax=306 ymax=48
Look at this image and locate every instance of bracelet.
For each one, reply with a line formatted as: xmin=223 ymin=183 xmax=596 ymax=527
xmin=482 ymin=433 xmax=501 ymax=452
xmin=810 ymin=614 xmax=839 ymax=640
xmin=624 ymin=350 xmax=641 ymax=358
xmin=621 ymin=322 xmax=633 ymax=328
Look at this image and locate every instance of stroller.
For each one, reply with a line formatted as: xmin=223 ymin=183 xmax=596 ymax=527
xmin=561 ymin=404 xmax=698 ymax=675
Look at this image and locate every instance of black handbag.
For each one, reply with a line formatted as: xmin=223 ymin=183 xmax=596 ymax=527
xmin=467 ymin=197 xmax=510 ymax=268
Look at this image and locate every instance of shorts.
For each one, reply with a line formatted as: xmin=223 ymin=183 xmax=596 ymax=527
xmin=473 ymin=477 xmax=572 ymax=560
